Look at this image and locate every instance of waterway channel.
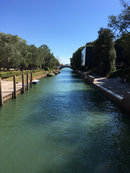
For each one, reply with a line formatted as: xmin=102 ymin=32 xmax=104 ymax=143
xmin=0 ymin=68 xmax=129 ymax=173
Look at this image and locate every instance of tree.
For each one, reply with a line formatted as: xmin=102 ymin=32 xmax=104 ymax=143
xmin=27 ymin=45 xmax=40 ymax=70
xmin=0 ymin=33 xmax=21 ymax=70
xmin=18 ymin=39 xmax=29 ymax=70
xmin=70 ymin=46 xmax=85 ymax=69
xmin=94 ymin=28 xmax=116 ymax=75
xmin=108 ymin=0 xmax=130 ymax=37
xmin=0 ymin=32 xmax=60 ymax=71
xmin=115 ymin=32 xmax=130 ymax=66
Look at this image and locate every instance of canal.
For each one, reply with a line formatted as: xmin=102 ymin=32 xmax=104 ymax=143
xmin=0 ymin=68 xmax=129 ymax=173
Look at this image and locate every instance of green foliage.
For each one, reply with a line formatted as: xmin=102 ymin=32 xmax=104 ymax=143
xmin=85 ymin=46 xmax=94 ymax=69
xmin=108 ymin=0 xmax=130 ymax=37
xmin=120 ymin=67 xmax=130 ymax=82
xmin=107 ymin=1 xmax=130 ymax=80
xmin=115 ymin=33 xmax=130 ymax=66
xmin=94 ymin=28 xmax=116 ymax=75
xmin=108 ymin=69 xmax=122 ymax=78
xmin=71 ymin=28 xmax=116 ymax=76
xmin=70 ymin=46 xmax=85 ymax=69
xmin=0 ymin=33 xmax=21 ymax=69
xmin=70 ymin=0 xmax=129 ymax=79
xmin=0 ymin=33 xmax=59 ymax=71
xmin=0 ymin=70 xmax=42 ymax=78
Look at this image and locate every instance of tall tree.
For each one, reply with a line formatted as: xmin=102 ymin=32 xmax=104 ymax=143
xmin=94 ymin=28 xmax=116 ymax=75
xmin=70 ymin=46 xmax=85 ymax=69
xmin=115 ymin=33 xmax=130 ymax=66
xmin=108 ymin=0 xmax=130 ymax=37
xmin=0 ymin=33 xmax=59 ymax=70
xmin=0 ymin=33 xmax=21 ymax=70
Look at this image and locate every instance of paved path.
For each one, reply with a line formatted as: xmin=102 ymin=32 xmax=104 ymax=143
xmin=1 ymin=80 xmax=22 ymax=98
xmin=77 ymin=71 xmax=130 ymax=98
xmin=93 ymin=76 xmax=130 ymax=97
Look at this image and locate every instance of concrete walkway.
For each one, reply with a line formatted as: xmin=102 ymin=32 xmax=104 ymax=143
xmin=76 ymin=70 xmax=130 ymax=113
xmin=93 ymin=76 xmax=130 ymax=97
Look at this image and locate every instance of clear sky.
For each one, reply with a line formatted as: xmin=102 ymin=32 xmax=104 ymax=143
xmin=1 ymin=0 xmax=122 ymax=64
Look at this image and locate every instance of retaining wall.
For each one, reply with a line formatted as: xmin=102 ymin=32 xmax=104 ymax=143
xmin=76 ymin=70 xmax=130 ymax=114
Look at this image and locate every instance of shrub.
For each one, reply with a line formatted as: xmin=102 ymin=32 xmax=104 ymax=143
xmin=109 ymin=69 xmax=121 ymax=78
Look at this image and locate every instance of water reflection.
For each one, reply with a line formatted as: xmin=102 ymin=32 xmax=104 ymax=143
xmin=0 ymin=68 xmax=129 ymax=173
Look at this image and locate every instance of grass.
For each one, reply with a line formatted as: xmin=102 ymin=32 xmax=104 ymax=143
xmin=2 ymin=70 xmax=48 ymax=82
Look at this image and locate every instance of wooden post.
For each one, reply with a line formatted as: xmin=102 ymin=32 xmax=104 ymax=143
xmin=26 ymin=73 xmax=29 ymax=90
xmin=13 ymin=75 xmax=16 ymax=98
xmin=0 ymin=78 xmax=3 ymax=106
xmin=30 ymin=72 xmax=32 ymax=88
xmin=22 ymin=73 xmax=25 ymax=93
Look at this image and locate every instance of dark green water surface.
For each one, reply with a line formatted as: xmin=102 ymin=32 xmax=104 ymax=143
xmin=0 ymin=68 xmax=130 ymax=173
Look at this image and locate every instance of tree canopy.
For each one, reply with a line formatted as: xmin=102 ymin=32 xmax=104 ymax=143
xmin=70 ymin=46 xmax=85 ymax=70
xmin=94 ymin=28 xmax=116 ymax=74
xmin=0 ymin=33 xmax=59 ymax=70
xmin=108 ymin=0 xmax=130 ymax=37
xmin=70 ymin=28 xmax=116 ymax=75
xmin=70 ymin=0 xmax=129 ymax=78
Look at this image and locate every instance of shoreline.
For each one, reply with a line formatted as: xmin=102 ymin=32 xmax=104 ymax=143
xmin=1 ymin=68 xmax=130 ymax=114
xmin=1 ymin=71 xmax=49 ymax=104
xmin=75 ymin=69 xmax=130 ymax=114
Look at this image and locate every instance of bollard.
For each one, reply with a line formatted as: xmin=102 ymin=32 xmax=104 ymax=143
xmin=30 ymin=72 xmax=32 ymax=88
xmin=22 ymin=73 xmax=25 ymax=93
xmin=0 ymin=78 xmax=3 ymax=106
xmin=26 ymin=73 xmax=29 ymax=90
xmin=13 ymin=75 xmax=16 ymax=98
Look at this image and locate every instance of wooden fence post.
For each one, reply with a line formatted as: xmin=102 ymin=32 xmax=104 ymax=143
xmin=22 ymin=73 xmax=25 ymax=93
xmin=30 ymin=72 xmax=32 ymax=88
xmin=13 ymin=75 xmax=16 ymax=98
xmin=0 ymin=78 xmax=3 ymax=106
xmin=26 ymin=73 xmax=29 ymax=90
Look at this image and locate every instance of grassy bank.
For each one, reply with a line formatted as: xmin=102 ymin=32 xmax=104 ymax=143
xmin=1 ymin=70 xmax=48 ymax=82
xmin=0 ymin=70 xmax=43 ymax=78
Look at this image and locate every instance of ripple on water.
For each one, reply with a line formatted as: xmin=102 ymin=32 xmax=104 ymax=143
xmin=0 ymin=68 xmax=129 ymax=173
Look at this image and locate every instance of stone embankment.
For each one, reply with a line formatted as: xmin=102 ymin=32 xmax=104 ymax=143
xmin=76 ymin=70 xmax=130 ymax=113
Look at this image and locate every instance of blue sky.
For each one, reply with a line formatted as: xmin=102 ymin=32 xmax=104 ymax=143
xmin=1 ymin=0 xmax=122 ymax=64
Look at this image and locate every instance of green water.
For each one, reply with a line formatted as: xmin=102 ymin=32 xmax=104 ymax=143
xmin=0 ymin=68 xmax=130 ymax=173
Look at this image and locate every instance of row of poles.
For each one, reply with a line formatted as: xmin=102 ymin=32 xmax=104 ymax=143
xmin=0 ymin=72 xmax=33 ymax=106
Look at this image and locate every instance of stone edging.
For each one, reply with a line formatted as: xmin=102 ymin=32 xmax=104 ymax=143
xmin=76 ymin=70 xmax=130 ymax=113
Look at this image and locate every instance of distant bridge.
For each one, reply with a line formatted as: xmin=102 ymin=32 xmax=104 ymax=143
xmin=58 ymin=65 xmax=72 ymax=70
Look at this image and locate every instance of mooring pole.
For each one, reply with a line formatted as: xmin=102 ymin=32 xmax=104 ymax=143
xmin=22 ymin=73 xmax=25 ymax=93
xmin=26 ymin=73 xmax=29 ymax=90
xmin=30 ymin=72 xmax=32 ymax=88
xmin=13 ymin=75 xmax=16 ymax=98
xmin=0 ymin=77 xmax=3 ymax=106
